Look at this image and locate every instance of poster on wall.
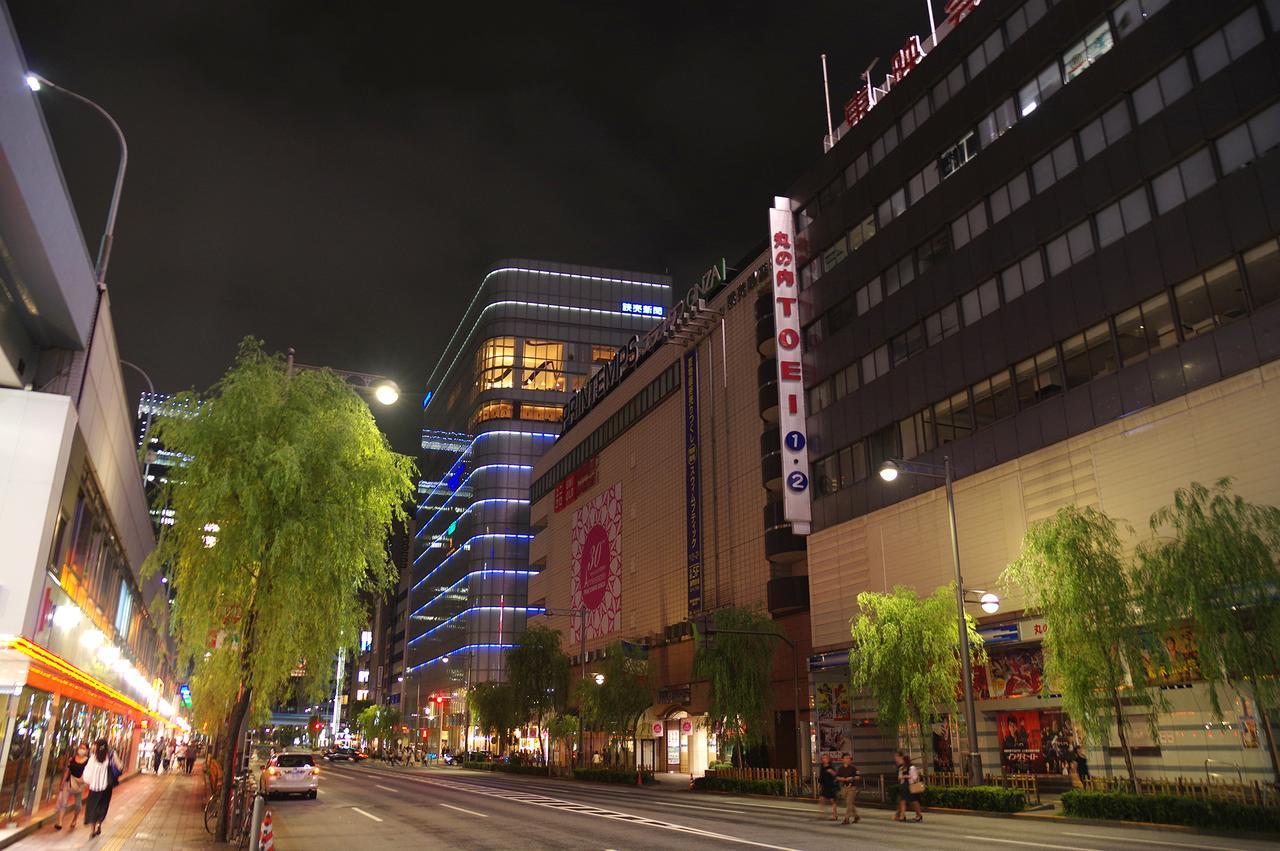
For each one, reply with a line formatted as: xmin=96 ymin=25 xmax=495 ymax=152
xmin=988 ymin=646 xmax=1046 ymax=698
xmin=570 ymin=483 xmax=622 ymax=644
xmin=815 ymin=682 xmax=853 ymax=756
xmin=997 ymin=710 xmax=1044 ymax=774
xmin=1138 ymin=625 xmax=1201 ymax=685
xmin=1038 ymin=710 xmax=1080 ymax=775
xmin=931 ymin=715 xmax=959 ymax=773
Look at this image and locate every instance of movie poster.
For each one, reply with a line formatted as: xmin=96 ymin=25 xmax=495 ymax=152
xmin=1138 ymin=625 xmax=1200 ymax=685
xmin=931 ymin=715 xmax=958 ymax=773
xmin=988 ymin=646 xmax=1045 ymax=698
xmin=815 ymin=682 xmax=853 ymax=757
xmin=1038 ymin=710 xmax=1079 ymax=775
xmin=997 ymin=710 xmax=1044 ymax=773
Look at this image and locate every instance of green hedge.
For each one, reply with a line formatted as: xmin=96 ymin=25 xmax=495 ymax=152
xmin=691 ymin=775 xmax=786 ymax=796
xmin=572 ymin=767 xmax=655 ymax=785
xmin=1061 ymin=790 xmax=1280 ymax=831
xmin=461 ymin=761 xmax=550 ymax=776
xmin=887 ymin=784 xmax=1027 ymax=812
xmin=462 ymin=761 xmax=498 ymax=771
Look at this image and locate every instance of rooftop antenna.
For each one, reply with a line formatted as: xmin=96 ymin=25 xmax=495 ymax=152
xmin=821 ymin=54 xmax=834 ymax=146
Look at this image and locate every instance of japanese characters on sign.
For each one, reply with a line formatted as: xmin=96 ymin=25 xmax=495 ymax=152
xmin=554 ymin=456 xmax=598 ymax=513
xmin=769 ymin=201 xmax=812 ymax=535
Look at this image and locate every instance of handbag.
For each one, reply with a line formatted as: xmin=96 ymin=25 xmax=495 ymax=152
xmin=909 ymin=780 xmax=926 ymax=795
xmin=107 ymin=758 xmax=121 ymax=789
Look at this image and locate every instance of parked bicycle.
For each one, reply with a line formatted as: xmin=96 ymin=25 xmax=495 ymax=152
xmin=203 ymin=770 xmax=257 ymax=848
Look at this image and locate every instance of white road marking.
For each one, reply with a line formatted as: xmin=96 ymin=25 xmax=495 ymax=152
xmin=967 ymin=837 xmax=1103 ymax=851
xmin=661 ymin=801 xmax=754 ymax=816
xmin=440 ymin=803 xmax=489 ymax=818
xmin=375 ymin=784 xmax=399 ymax=793
xmin=1063 ymin=833 xmax=1245 ymax=851
xmin=351 ymin=807 xmax=383 ymax=823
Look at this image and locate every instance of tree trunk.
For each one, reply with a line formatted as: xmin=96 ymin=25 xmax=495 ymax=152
xmin=216 ymin=683 xmax=253 ymax=842
xmin=1110 ymin=688 xmax=1140 ymax=795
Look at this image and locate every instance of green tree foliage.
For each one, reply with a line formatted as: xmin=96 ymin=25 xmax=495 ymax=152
xmin=356 ymin=705 xmax=400 ymax=749
xmin=506 ymin=624 xmax=571 ymax=766
xmin=575 ymin=642 xmax=653 ymax=765
xmin=546 ymin=713 xmax=579 ymax=769
xmin=1137 ymin=478 xmax=1280 ymax=780
xmin=468 ymin=681 xmax=522 ymax=752
xmin=848 ymin=585 xmax=985 ymax=760
xmin=1002 ymin=505 xmax=1161 ymax=793
xmin=693 ymin=606 xmax=779 ymax=766
xmin=143 ymin=339 xmax=414 ymax=838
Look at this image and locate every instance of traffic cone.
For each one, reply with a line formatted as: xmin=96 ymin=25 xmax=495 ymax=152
xmin=259 ymin=810 xmax=274 ymax=851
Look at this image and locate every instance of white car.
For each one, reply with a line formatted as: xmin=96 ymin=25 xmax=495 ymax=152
xmin=260 ymin=752 xmax=319 ymax=799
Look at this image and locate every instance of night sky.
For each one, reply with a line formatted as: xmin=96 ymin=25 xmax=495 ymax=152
xmin=10 ymin=1 xmax=922 ymax=452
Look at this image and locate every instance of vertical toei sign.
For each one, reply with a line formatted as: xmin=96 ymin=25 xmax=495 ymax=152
xmin=770 ymin=199 xmax=812 ymax=535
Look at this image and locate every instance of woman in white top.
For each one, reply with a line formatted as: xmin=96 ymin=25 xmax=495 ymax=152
xmin=82 ymin=738 xmax=121 ymax=838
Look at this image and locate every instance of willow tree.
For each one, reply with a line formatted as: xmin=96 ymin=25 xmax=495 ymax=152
xmin=576 ymin=642 xmax=653 ymax=766
xmin=144 ymin=339 xmax=414 ymax=839
xmin=693 ymin=606 xmax=779 ymax=767
xmin=1003 ymin=505 xmax=1161 ymax=793
xmin=468 ymin=681 xmax=521 ymax=753
xmin=507 ymin=624 xmax=570 ymax=771
xmin=1137 ymin=479 xmax=1280 ymax=781
xmin=848 ymin=585 xmax=985 ymax=761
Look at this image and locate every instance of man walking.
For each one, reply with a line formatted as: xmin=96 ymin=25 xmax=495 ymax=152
xmin=836 ymin=752 xmax=861 ymax=824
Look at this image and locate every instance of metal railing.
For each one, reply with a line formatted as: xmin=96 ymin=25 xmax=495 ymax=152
xmin=984 ymin=772 xmax=1041 ymax=805
xmin=708 ymin=767 xmax=801 ymax=796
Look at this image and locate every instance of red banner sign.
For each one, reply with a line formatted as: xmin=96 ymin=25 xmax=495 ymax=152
xmin=554 ymin=456 xmax=598 ymax=513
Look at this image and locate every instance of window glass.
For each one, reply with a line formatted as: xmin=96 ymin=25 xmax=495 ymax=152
xmin=989 ymin=184 xmax=1012 ymax=223
xmin=922 ymin=160 xmax=941 ymax=195
xmin=1223 ymin=7 xmax=1264 ymax=59
xmin=1052 ymin=139 xmax=1078 ymax=179
xmin=1047 ymin=234 xmax=1071 ymax=276
xmin=939 ymin=131 xmax=978 ymax=179
xmin=1008 ymin=172 xmax=1032 ymax=210
xmin=1067 ymin=221 xmax=1094 ymax=263
xmin=1085 ymin=321 xmax=1116 ymax=379
xmin=1120 ymin=187 xmax=1151 ymax=232
xmin=967 ymin=203 xmax=988 ymax=241
xmin=1079 ymin=117 xmax=1106 ymax=160
xmin=952 ymin=213 xmax=972 ymax=249
xmin=1174 ymin=274 xmax=1214 ymax=339
xmin=1142 ymin=292 xmax=1176 ymax=354
xmin=900 ymin=106 xmax=917 ymax=139
xmin=1179 ymin=148 xmax=1215 ymax=199
xmin=983 ymin=29 xmax=1004 ymax=67
xmin=932 ymin=76 xmax=951 ymax=110
xmin=1132 ymin=76 xmax=1162 ymax=124
xmin=1203 ymin=259 xmax=1248 ymax=324
xmin=1062 ymin=331 xmax=1091 ymax=388
xmin=1156 ymin=58 xmax=1192 ymax=112
xmin=877 ymin=198 xmax=892 ymax=227
xmin=914 ymin=96 xmax=930 ymax=128
xmin=1250 ymin=104 xmax=1280 ymax=161
xmin=1113 ymin=0 xmax=1144 ymax=38
xmin=1243 ymin=238 xmax=1280 ymax=308
xmin=1103 ymin=100 xmax=1131 ymax=143
xmin=1096 ymin=201 xmax=1123 ymax=248
xmin=862 ymin=352 xmax=876 ymax=383
xmin=908 ymin=171 xmax=925 ymax=204
xmin=800 ymin=259 xmax=822 ymax=290
xmin=1152 ymin=164 xmax=1185 ymax=214
xmin=872 ymin=135 xmax=886 ymax=163
xmin=1032 ymin=152 xmax=1055 ymax=192
xmin=1000 ymin=262 xmax=1025 ymax=302
xmin=1006 ymin=4 xmax=1027 ymax=42
xmin=962 ymin=289 xmax=982 ymax=326
xmin=867 ymin=277 xmax=882 ymax=309
xmin=1114 ymin=305 xmax=1147 ymax=364
xmin=822 ymin=238 xmax=849 ymax=273
xmin=1193 ymin=31 xmax=1229 ymax=80
xmin=522 ymin=339 xmax=566 ymax=391
xmin=1217 ymin=124 xmax=1253 ymax=174
xmin=809 ymin=380 xmax=832 ymax=414
xmin=917 ymin=229 xmax=951 ymax=275
xmin=979 ymin=278 xmax=1000 ymax=315
xmin=1018 ymin=79 xmax=1041 ymax=118
xmin=968 ymin=44 xmax=988 ymax=80
xmin=1021 ymin=253 xmax=1045 ymax=291
xmin=991 ymin=368 xmax=1017 ymax=419
xmin=476 ymin=337 xmax=517 ymax=389
xmin=891 ymin=187 xmax=907 ymax=218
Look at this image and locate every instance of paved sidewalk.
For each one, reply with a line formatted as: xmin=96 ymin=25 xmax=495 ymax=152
xmin=12 ymin=765 xmax=218 ymax=851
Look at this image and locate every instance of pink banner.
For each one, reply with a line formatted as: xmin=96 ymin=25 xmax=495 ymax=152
xmin=570 ymin=483 xmax=622 ymax=643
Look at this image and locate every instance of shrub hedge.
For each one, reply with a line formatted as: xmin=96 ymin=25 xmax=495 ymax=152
xmin=1061 ymin=790 xmax=1280 ymax=831
xmin=691 ymin=776 xmax=786 ymax=796
xmin=572 ymin=767 xmax=655 ymax=785
xmin=887 ymin=784 xmax=1027 ymax=812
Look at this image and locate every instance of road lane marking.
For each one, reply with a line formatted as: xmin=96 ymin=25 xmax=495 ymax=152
xmin=966 ymin=837 xmax=1103 ymax=851
xmin=375 ymin=784 xmax=399 ymax=793
xmin=337 ymin=765 xmax=801 ymax=850
xmin=661 ymin=801 xmax=754 ymax=816
xmin=352 ymin=807 xmax=383 ymax=822
xmin=440 ymin=803 xmax=489 ymax=818
xmin=1063 ymin=833 xmax=1245 ymax=850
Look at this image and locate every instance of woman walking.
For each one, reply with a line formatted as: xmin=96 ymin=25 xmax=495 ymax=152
xmin=894 ymin=750 xmax=924 ymax=822
xmin=53 ymin=743 xmax=90 ymax=831
xmin=816 ymin=754 xmax=840 ymax=821
xmin=83 ymin=738 xmax=121 ymax=838
xmin=152 ymin=738 xmax=165 ymax=774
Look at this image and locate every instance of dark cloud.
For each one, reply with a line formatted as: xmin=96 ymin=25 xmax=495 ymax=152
xmin=9 ymin=0 xmax=923 ymax=451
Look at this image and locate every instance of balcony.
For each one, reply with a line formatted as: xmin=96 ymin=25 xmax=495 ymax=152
xmin=762 ymin=500 xmax=807 ymax=564
xmin=767 ymin=575 xmax=810 ymax=616
xmin=760 ymin=428 xmax=781 ymax=492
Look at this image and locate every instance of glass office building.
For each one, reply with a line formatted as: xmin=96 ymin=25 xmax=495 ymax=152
xmin=405 ymin=260 xmax=670 ymax=744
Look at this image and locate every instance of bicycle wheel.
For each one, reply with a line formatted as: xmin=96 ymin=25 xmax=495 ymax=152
xmin=203 ymin=794 xmax=218 ymax=835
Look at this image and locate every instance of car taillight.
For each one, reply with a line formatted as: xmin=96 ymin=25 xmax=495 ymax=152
xmin=267 ymin=767 xmax=279 ymax=776
xmin=311 ymin=767 xmax=320 ymax=775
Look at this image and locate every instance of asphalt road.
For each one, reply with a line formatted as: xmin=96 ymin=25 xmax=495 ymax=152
xmin=265 ymin=763 xmax=1280 ymax=850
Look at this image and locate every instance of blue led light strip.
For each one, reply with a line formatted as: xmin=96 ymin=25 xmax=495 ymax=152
xmin=415 ymin=431 xmax=554 ymax=512
xmin=411 ymin=528 xmax=534 ymax=575
xmin=408 ymin=606 xmax=546 ymax=645
xmin=417 ymin=499 xmax=530 ymax=552
xmin=407 ymin=569 xmax=537 ymax=620
xmin=407 ymin=643 xmax=517 ymax=673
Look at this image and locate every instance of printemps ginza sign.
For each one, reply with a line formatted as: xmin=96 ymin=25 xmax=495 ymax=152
xmin=561 ymin=258 xmax=738 ymax=433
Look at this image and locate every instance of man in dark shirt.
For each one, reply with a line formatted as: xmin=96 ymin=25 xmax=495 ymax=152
xmin=836 ymin=753 xmax=861 ymax=824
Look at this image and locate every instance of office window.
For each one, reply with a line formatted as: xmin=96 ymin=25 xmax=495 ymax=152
xmin=848 ymin=214 xmax=876 ymax=251
xmin=1047 ymin=221 xmax=1095 ymax=276
xmin=980 ymin=98 xmax=1018 ymax=147
xmin=968 ymin=28 xmax=1005 ymax=79
xmin=916 ymin=229 xmax=951 ymax=275
xmin=1080 ymin=100 xmax=1133 ymax=160
xmin=1132 ymin=58 xmax=1192 ymax=125
xmin=1063 ymin=21 xmax=1114 ymax=83
xmin=808 ymin=379 xmax=833 ymax=415
xmin=472 ymin=400 xmax=514 ymax=426
xmin=962 ymin=278 xmax=1000 ymax=325
xmin=1175 ymin=260 xmax=1247 ymax=340
xmin=1217 ymin=102 xmax=1280 ymax=174
xmin=814 ymin=453 xmax=841 ymax=495
xmin=867 ymin=425 xmax=899 ymax=472
xmin=1113 ymin=0 xmax=1170 ymax=39
xmin=522 ymin=339 xmax=566 ymax=391
xmin=878 ymin=187 xmax=907 ymax=226
xmin=925 ymin=303 xmax=961 ymax=345
xmin=971 ymin=369 xmax=1016 ymax=427
xmin=1005 ymin=0 xmax=1048 ymax=43
xmin=800 ymin=258 xmax=822 ymax=290
xmin=1095 ymin=187 xmax=1152 ymax=248
xmin=939 ymin=131 xmax=978 ymax=179
xmin=989 ymin=172 xmax=1031 ymax=224
xmin=1062 ymin=322 xmax=1115 ymax=389
xmin=890 ymin=323 xmax=928 ymax=366
xmin=520 ymin=403 xmax=563 ymax=422
xmin=1014 ymin=348 xmax=1062 ymax=407
xmin=934 ymin=390 xmax=973 ymax=445
xmin=910 ymin=97 xmax=930 ymax=135
xmin=1243 ymin=238 xmax=1280 ymax=308
xmin=828 ymin=297 xmax=857 ymax=336
xmin=855 ymin=276 xmax=883 ymax=316
xmin=861 ymin=345 xmax=891 ymax=384
xmin=845 ymin=152 xmax=870 ymax=188
xmin=476 ymin=337 xmax=516 ymax=390
xmin=1114 ymin=292 xmax=1176 ymax=364
xmin=1000 ymin=252 xmax=1045 ymax=303
xmin=952 ymin=201 xmax=988 ymax=250
xmin=1152 ymin=148 xmax=1216 ymax=214
xmin=1018 ymin=62 xmax=1062 ymax=117
xmin=1032 ymin=138 xmax=1079 ymax=193
xmin=884 ymin=254 xmax=916 ymax=296
xmin=932 ymin=63 xmax=967 ymax=112
xmin=899 ymin=410 xmax=934 ymax=459
xmin=822 ymin=238 xmax=849 ymax=275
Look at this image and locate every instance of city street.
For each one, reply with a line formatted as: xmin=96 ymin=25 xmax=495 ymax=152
xmin=267 ymin=763 xmax=1280 ymax=850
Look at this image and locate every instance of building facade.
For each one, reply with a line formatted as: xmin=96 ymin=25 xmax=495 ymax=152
xmin=528 ymin=252 xmax=815 ymax=775
xmin=0 ymin=5 xmax=184 ymax=828
xmin=780 ymin=0 xmax=1280 ymax=781
xmin=405 ymin=260 xmax=670 ymax=748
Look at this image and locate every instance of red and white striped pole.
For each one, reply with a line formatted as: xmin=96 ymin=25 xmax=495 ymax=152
xmin=259 ymin=810 xmax=274 ymax=851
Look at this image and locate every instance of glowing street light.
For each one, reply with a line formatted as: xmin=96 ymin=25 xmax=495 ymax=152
xmin=593 ymin=673 xmax=605 ymax=686
xmin=373 ymin=380 xmax=401 ymax=406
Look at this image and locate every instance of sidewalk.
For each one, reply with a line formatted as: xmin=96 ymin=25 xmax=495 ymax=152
xmin=7 ymin=764 xmax=218 ymax=851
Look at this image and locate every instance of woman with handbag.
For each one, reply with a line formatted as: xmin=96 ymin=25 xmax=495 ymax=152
xmin=53 ymin=743 xmax=90 ymax=830
xmin=82 ymin=738 xmax=122 ymax=838
xmin=894 ymin=750 xmax=924 ymax=822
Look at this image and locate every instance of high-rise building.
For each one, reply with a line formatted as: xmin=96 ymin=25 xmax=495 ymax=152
xmin=405 ymin=260 xmax=670 ymax=748
xmin=783 ymin=0 xmax=1280 ymax=781
xmin=0 ymin=5 xmax=183 ymax=826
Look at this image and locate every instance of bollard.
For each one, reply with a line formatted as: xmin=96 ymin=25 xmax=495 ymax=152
xmin=248 ymin=794 xmax=265 ymax=851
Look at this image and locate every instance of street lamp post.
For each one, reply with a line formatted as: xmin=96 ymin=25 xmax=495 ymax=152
xmin=878 ymin=457 xmax=991 ymax=787
xmin=120 ymin=359 xmax=155 ymax=484
xmin=285 ymin=348 xmax=401 ymax=405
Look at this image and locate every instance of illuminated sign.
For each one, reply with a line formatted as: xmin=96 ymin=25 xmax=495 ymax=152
xmin=621 ymin=302 xmax=665 ymax=316
xmin=359 ymin=631 xmax=373 ymax=652
xmin=554 ymin=456 xmax=598 ymax=513
xmin=178 ymin=683 xmax=192 ymax=708
xmin=769 ymin=200 xmax=811 ymax=536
